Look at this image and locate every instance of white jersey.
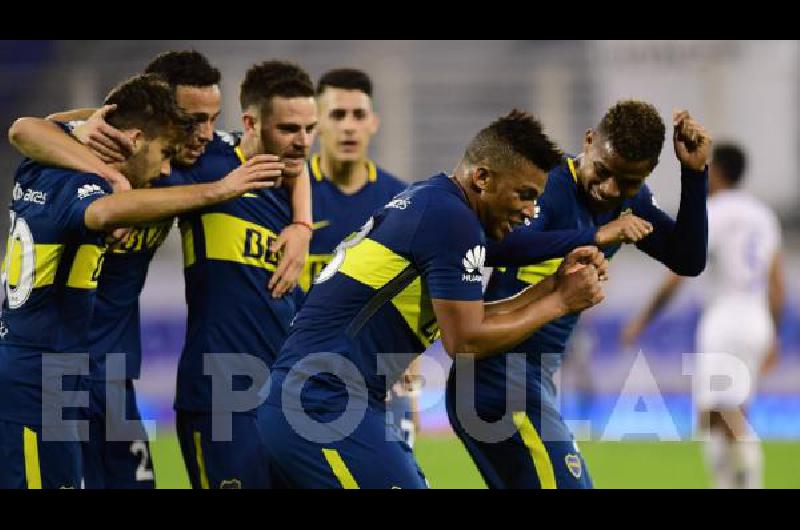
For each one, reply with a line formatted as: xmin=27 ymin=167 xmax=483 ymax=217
xmin=694 ymin=189 xmax=781 ymax=408
xmin=704 ymin=189 xmax=781 ymax=307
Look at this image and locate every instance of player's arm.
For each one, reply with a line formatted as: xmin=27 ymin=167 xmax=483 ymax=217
xmin=620 ymin=272 xmax=684 ymax=347
xmin=84 ymin=155 xmax=284 ymax=231
xmin=46 ymin=108 xmax=97 ymax=122
xmin=434 ymin=261 xmax=603 ymax=360
xmin=762 ymin=249 xmax=785 ymax=374
xmin=268 ymin=163 xmax=313 ymax=297
xmin=8 ymin=112 xmax=131 ymax=192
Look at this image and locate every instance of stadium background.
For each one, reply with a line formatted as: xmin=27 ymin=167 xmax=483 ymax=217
xmin=1 ymin=40 xmax=798 ymax=488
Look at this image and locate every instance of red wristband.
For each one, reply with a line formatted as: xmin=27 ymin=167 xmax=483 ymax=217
xmin=290 ymin=221 xmax=313 ymax=232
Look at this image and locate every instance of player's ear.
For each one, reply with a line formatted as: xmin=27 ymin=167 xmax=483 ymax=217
xmin=584 ymin=129 xmax=595 ymax=151
xmin=369 ymin=112 xmax=380 ymax=135
xmin=127 ymin=129 xmax=143 ymax=152
xmin=242 ymin=111 xmax=257 ymax=133
xmin=472 ymin=166 xmax=490 ymax=192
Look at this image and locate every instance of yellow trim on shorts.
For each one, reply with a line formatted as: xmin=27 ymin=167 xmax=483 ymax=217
xmin=322 ymin=448 xmax=359 ymax=489
xmin=512 ymin=412 xmax=557 ymax=489
xmin=23 ymin=426 xmax=42 ymax=489
xmin=193 ymin=431 xmax=210 ymax=489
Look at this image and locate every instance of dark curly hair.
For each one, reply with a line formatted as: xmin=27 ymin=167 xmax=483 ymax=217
xmin=712 ymin=142 xmax=746 ymax=186
xmin=465 ymin=109 xmax=563 ymax=173
xmin=103 ymin=73 xmax=194 ymax=143
xmin=317 ymin=68 xmax=372 ymax=97
xmin=239 ymin=60 xmax=314 ymax=115
xmin=597 ymin=100 xmax=665 ymax=164
xmin=144 ymin=50 xmax=221 ymax=88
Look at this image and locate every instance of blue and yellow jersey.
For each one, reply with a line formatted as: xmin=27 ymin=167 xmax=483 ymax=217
xmin=299 ymin=154 xmax=407 ymax=291
xmin=88 ymin=216 xmax=172 ymax=382
xmin=0 ymin=159 xmax=111 ymax=424
xmin=481 ymin=157 xmax=707 ymax=405
xmin=269 ymin=173 xmax=485 ymax=413
xmin=170 ymin=131 xmax=299 ymax=413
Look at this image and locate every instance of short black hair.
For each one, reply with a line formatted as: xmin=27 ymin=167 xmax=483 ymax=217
xmin=465 ymin=109 xmax=563 ymax=174
xmin=317 ymin=68 xmax=372 ymax=97
xmin=712 ymin=143 xmax=747 ymax=186
xmin=103 ymin=73 xmax=194 ymax=143
xmin=597 ymin=100 xmax=666 ymax=164
xmin=144 ymin=50 xmax=221 ymax=88
xmin=239 ymin=60 xmax=314 ymax=114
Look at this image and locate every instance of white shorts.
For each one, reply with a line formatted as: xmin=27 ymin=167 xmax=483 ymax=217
xmin=693 ymin=298 xmax=773 ymax=410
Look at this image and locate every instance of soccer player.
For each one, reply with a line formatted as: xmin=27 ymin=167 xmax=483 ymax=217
xmin=446 ymin=101 xmax=711 ymax=489
xmin=0 ymin=73 xmax=278 ymax=489
xmin=622 ymin=143 xmax=782 ymax=489
xmin=167 ymin=60 xmax=317 ymax=489
xmin=302 ymin=68 xmax=417 ymax=446
xmin=257 ymin=109 xmax=608 ymax=489
xmin=6 ymin=51 xmax=312 ymax=488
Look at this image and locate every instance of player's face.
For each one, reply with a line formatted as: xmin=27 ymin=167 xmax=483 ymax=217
xmin=126 ymin=135 xmax=178 ymax=189
xmin=579 ymin=130 xmax=654 ymax=212
xmin=174 ymin=84 xmax=221 ymax=167
xmin=317 ymin=88 xmax=378 ymax=163
xmin=258 ymin=96 xmax=318 ymax=178
xmin=479 ymin=160 xmax=547 ymax=240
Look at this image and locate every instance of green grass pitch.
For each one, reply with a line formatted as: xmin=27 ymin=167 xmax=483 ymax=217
xmin=149 ymin=431 xmax=800 ymax=489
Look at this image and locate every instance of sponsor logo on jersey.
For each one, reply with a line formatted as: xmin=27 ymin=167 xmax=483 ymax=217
xmin=386 ymin=197 xmax=411 ymax=210
xmin=77 ymin=184 xmax=106 ymax=200
xmin=13 ymin=183 xmax=47 ymax=205
xmin=565 ymin=453 xmax=582 ymax=479
xmin=462 ymin=245 xmax=485 ymax=282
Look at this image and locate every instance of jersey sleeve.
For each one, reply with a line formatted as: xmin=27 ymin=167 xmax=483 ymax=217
xmin=411 ymin=198 xmax=485 ymax=301
xmin=56 ymin=171 xmax=114 ymax=236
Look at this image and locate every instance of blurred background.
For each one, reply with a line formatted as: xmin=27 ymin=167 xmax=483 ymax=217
xmin=1 ymin=40 xmax=798 ymax=487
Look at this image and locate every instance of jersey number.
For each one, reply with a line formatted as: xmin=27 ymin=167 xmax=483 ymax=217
xmin=1 ymin=212 xmax=35 ymax=309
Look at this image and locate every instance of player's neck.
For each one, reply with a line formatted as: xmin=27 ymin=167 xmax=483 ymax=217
xmin=450 ymin=163 xmax=479 ymax=213
xmin=239 ymin=132 xmax=260 ymax=161
xmin=320 ymin=152 xmax=369 ymax=195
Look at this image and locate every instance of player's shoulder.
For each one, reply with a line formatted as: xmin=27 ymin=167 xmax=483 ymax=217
xmin=208 ymin=129 xmax=241 ymax=154
xmin=14 ymin=159 xmax=109 ymax=200
xmin=373 ymin=164 xmax=407 ymax=195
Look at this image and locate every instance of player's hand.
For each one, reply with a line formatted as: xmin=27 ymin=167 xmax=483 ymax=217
xmin=268 ymin=223 xmax=311 ymax=298
xmin=559 ymin=246 xmax=609 ymax=282
xmin=74 ymin=105 xmax=134 ymax=164
xmin=596 ymin=213 xmax=654 ymax=246
xmin=107 ymin=227 xmax=133 ymax=247
xmin=212 ymin=155 xmax=285 ymax=201
xmin=673 ymin=109 xmax=712 ymax=171
xmin=554 ymin=264 xmax=604 ymax=314
xmin=620 ymin=318 xmax=646 ymax=348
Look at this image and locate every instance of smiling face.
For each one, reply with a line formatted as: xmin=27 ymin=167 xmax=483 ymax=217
xmin=577 ymin=129 xmax=655 ymax=212
xmin=254 ymin=96 xmax=318 ymax=178
xmin=475 ymin=158 xmax=548 ymax=241
xmin=173 ymin=84 xmax=221 ymax=167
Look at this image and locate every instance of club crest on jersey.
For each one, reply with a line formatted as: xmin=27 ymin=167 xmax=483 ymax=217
xmin=462 ymin=245 xmax=485 ymax=282
xmin=565 ymin=453 xmax=582 ymax=479
xmin=219 ymin=478 xmax=242 ymax=489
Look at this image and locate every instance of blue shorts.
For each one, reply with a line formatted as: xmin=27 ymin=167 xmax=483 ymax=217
xmin=257 ymin=403 xmax=427 ymax=489
xmin=0 ymin=420 xmax=81 ymax=489
xmin=446 ymin=369 xmax=592 ymax=489
xmin=81 ymin=378 xmax=154 ymax=489
xmin=176 ymin=409 xmax=269 ymax=489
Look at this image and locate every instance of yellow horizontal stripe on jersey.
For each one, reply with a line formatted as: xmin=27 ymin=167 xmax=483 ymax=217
xmin=201 ymin=213 xmax=279 ymax=272
xmin=179 ymin=220 xmax=196 ymax=268
xmin=23 ymin=426 xmax=42 ymax=489
xmin=321 ymin=448 xmax=359 ymax=489
xmin=110 ymin=221 xmax=172 ymax=254
xmin=67 ymin=244 xmax=105 ymax=289
xmin=516 ymin=258 xmax=562 ymax=286
xmin=299 ymin=253 xmax=333 ymax=292
xmin=391 ymin=276 xmax=439 ymax=348
xmin=512 ymin=412 xmax=557 ymax=489
xmin=2 ymin=243 xmax=63 ymax=288
xmin=338 ymin=238 xmax=410 ymax=290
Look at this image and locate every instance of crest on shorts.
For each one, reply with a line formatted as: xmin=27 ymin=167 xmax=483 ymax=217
xmin=565 ymin=453 xmax=582 ymax=479
xmin=219 ymin=478 xmax=242 ymax=489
